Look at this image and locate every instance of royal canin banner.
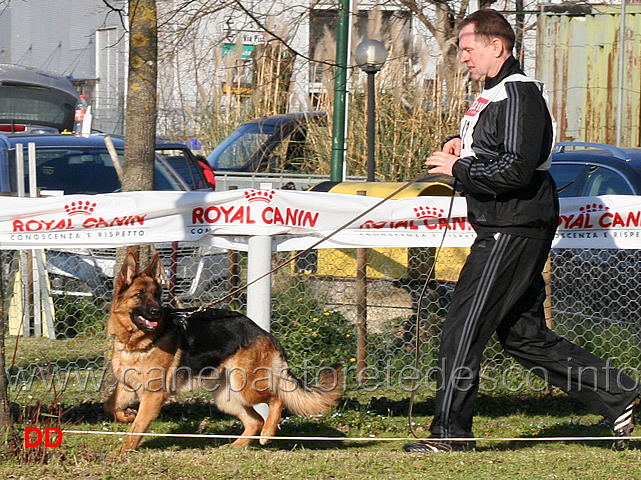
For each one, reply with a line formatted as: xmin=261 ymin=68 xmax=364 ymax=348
xmin=0 ymin=189 xmax=640 ymax=251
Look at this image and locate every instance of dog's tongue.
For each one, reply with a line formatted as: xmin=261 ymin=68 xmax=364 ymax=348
xmin=138 ymin=316 xmax=158 ymax=328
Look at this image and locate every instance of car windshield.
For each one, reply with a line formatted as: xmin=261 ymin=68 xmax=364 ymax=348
xmin=207 ymin=123 xmax=277 ymax=171
xmin=10 ymin=146 xmax=184 ymax=195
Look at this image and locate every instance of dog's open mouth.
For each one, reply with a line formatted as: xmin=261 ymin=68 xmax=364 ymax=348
xmin=139 ymin=316 xmax=158 ymax=329
xmin=132 ymin=314 xmax=160 ymax=331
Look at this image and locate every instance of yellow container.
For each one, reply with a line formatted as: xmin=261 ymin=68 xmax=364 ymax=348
xmin=311 ymin=180 xmax=454 ymax=198
xmin=315 ymin=247 xmax=427 ymax=279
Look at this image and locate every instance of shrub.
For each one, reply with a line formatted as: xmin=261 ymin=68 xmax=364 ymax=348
xmin=52 ymin=295 xmax=107 ymax=339
xmin=270 ymin=283 xmax=355 ymax=378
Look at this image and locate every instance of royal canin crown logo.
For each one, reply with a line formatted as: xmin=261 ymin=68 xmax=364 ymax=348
xmin=244 ymin=189 xmax=275 ymax=203
xmin=64 ymin=201 xmax=96 ymax=216
xmin=580 ymin=203 xmax=609 ymax=215
xmin=414 ymin=205 xmax=445 ymax=219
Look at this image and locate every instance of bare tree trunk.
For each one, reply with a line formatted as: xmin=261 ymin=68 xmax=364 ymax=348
xmin=121 ymin=0 xmax=158 ymax=267
xmin=0 ymin=253 xmax=13 ymax=452
xmin=103 ymin=0 xmax=159 ymax=396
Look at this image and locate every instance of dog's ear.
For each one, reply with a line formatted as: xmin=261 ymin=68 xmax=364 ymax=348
xmin=145 ymin=254 xmax=165 ymax=286
xmin=116 ymin=252 xmax=138 ymax=293
xmin=126 ymin=245 xmax=139 ymax=263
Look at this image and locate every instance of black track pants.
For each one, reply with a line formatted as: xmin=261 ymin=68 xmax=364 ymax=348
xmin=429 ymin=232 xmax=640 ymax=439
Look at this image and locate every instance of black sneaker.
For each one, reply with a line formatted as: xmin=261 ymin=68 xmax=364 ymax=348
xmin=403 ymin=440 xmax=452 ymax=453
xmin=613 ymin=401 xmax=636 ymax=451
xmin=403 ymin=438 xmax=476 ymax=453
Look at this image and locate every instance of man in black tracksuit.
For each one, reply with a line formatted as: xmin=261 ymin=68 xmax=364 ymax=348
xmin=404 ymin=9 xmax=640 ymax=453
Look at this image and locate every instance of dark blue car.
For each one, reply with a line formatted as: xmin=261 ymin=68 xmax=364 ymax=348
xmin=550 ymin=142 xmax=641 ymax=197
xmin=206 ymin=111 xmax=327 ymax=173
xmin=0 ymin=133 xmax=187 ymax=194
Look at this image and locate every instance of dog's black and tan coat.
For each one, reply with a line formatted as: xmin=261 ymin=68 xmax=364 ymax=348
xmin=104 ymin=252 xmax=342 ymax=451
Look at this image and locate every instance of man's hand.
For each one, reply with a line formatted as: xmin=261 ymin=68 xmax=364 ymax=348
xmin=442 ymin=137 xmax=461 ymax=156
xmin=425 ymin=150 xmax=459 ymax=177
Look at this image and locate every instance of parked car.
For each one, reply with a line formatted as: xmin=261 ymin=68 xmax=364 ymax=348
xmin=0 ymin=133 xmax=188 ymax=194
xmin=205 ymin=111 xmax=374 ymax=190
xmin=0 ymin=133 xmax=225 ymax=309
xmin=550 ymin=141 xmax=641 ymax=196
xmin=548 ymin=141 xmax=641 ymax=321
xmin=207 ymin=111 xmax=326 ymax=173
xmin=0 ymin=64 xmax=79 ymax=134
xmin=155 ymin=141 xmax=216 ymax=190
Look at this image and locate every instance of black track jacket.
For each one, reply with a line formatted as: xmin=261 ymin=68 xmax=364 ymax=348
xmin=452 ymin=57 xmax=559 ymax=240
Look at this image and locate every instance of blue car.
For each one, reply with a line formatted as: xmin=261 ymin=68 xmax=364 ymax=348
xmin=206 ymin=111 xmax=327 ymax=173
xmin=550 ymin=142 xmax=641 ymax=197
xmin=0 ymin=133 xmax=187 ymax=194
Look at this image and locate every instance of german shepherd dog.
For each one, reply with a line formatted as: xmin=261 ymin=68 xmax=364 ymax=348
xmin=104 ymin=252 xmax=342 ymax=451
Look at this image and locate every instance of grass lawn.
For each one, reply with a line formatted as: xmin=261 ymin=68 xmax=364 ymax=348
xmin=2 ymin=392 xmax=641 ymax=479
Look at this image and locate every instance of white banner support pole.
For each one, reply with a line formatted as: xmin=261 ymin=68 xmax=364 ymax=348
xmin=246 ymin=235 xmax=273 ymax=422
xmin=246 ymin=235 xmax=273 ymax=332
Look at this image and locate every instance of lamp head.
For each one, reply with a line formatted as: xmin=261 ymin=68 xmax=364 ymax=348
xmin=355 ymin=39 xmax=388 ymax=73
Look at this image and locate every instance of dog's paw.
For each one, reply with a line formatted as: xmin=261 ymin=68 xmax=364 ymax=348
xmin=115 ymin=408 xmax=137 ymax=423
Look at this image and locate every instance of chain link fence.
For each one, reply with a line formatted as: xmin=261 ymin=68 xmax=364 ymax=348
xmin=2 ymin=244 xmax=640 ymax=406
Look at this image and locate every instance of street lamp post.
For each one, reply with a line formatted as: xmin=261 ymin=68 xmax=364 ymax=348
xmin=355 ymin=39 xmax=388 ymax=182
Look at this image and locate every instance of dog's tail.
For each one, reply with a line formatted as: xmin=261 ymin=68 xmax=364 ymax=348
xmin=278 ymin=363 xmax=343 ymax=416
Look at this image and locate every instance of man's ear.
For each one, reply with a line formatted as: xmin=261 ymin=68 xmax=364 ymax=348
xmin=491 ymin=37 xmax=506 ymax=57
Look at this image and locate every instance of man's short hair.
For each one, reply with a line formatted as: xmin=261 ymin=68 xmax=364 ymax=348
xmin=458 ymin=9 xmax=515 ymax=52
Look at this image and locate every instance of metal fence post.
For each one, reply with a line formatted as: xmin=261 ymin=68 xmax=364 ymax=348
xmin=356 ymin=191 xmax=368 ymax=383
